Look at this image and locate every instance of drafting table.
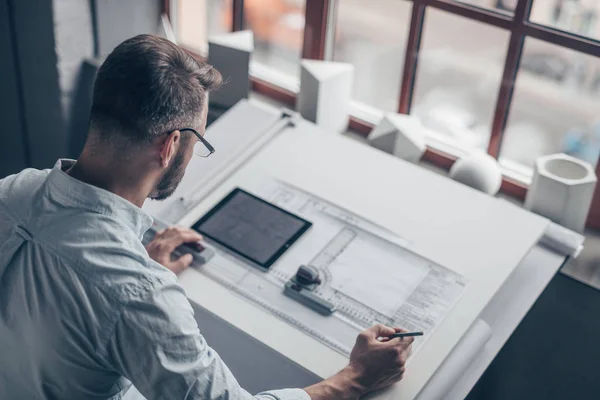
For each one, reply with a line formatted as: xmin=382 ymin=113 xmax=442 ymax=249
xmin=143 ymin=100 xmax=584 ymax=399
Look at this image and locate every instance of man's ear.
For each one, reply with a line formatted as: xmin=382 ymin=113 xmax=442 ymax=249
xmin=159 ymin=130 xmax=181 ymax=168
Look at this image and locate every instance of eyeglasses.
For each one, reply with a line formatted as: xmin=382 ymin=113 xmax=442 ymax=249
xmin=177 ymin=128 xmax=215 ymax=158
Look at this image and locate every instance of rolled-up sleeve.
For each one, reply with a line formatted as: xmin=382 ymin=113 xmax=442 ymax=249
xmin=106 ymin=281 xmax=311 ymax=400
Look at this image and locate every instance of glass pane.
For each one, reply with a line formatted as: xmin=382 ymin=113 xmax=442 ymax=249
xmin=453 ymin=0 xmax=516 ymax=15
xmin=332 ymin=0 xmax=412 ymax=112
xmin=530 ymin=0 xmax=600 ymax=41
xmin=177 ymin=0 xmax=232 ymax=53
xmin=411 ymin=8 xmax=510 ymax=150
xmin=243 ymin=0 xmax=306 ymax=78
xmin=500 ymin=38 xmax=600 ymax=176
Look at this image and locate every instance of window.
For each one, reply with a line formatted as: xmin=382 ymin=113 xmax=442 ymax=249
xmin=530 ymin=0 xmax=600 ymax=41
xmin=243 ymin=0 xmax=306 ymax=79
xmin=500 ymin=37 xmax=600 ymax=175
xmin=168 ymin=0 xmax=600 ymax=207
xmin=411 ymin=8 xmax=510 ymax=150
xmin=454 ymin=0 xmax=517 ymax=14
xmin=332 ymin=0 xmax=412 ymax=113
xmin=176 ymin=0 xmax=232 ymax=53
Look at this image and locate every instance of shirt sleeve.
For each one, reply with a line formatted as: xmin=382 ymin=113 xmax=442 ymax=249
xmin=106 ymin=280 xmax=311 ymax=400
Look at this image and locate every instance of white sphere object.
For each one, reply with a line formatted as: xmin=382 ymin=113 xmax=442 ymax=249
xmin=449 ymin=152 xmax=502 ymax=195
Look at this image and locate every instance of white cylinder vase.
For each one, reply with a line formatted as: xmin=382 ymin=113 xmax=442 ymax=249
xmin=525 ymin=153 xmax=597 ymax=233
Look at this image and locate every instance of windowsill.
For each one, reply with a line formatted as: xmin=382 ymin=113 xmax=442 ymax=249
xmin=177 ymin=41 xmax=531 ymax=193
xmin=499 ymin=159 xmax=534 ymax=186
xmin=250 ymin=62 xmax=299 ymax=93
xmin=247 ymin=61 xmax=534 ymax=190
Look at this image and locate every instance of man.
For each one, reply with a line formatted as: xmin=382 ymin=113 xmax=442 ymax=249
xmin=0 ymin=34 xmax=412 ymax=399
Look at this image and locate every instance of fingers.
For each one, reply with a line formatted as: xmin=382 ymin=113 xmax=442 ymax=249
xmin=156 ymin=227 xmax=203 ymax=251
xmin=160 ymin=227 xmax=203 ymax=242
xmin=146 ymin=227 xmax=201 ymax=274
xmin=370 ymin=324 xmax=396 ymax=339
xmin=170 ymin=253 xmax=193 ymax=274
xmin=373 ymin=326 xmax=415 ymax=344
xmin=361 ymin=324 xmax=396 ymax=341
xmin=388 ymin=335 xmax=415 ymax=350
xmin=385 ymin=327 xmax=415 ymax=347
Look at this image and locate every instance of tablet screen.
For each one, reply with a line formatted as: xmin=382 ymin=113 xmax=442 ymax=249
xmin=192 ymin=188 xmax=312 ymax=269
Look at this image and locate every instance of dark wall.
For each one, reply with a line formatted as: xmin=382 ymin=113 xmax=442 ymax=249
xmin=0 ymin=0 xmax=29 ymax=177
xmin=0 ymin=0 xmax=162 ymax=178
xmin=10 ymin=0 xmax=66 ymax=171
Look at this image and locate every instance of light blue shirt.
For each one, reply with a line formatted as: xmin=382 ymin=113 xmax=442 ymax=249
xmin=0 ymin=160 xmax=310 ymax=400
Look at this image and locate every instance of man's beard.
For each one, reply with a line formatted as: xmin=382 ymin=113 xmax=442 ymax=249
xmin=150 ymin=147 xmax=187 ymax=201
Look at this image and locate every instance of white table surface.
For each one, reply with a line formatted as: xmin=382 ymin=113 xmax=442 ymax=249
xmin=145 ymin=101 xmax=568 ymax=399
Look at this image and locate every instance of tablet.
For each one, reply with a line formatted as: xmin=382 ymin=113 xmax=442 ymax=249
xmin=192 ymin=188 xmax=312 ymax=270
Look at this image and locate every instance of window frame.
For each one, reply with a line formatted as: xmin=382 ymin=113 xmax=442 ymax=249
xmin=164 ymin=0 xmax=600 ymax=227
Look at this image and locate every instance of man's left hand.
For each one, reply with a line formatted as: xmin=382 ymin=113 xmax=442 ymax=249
xmin=145 ymin=227 xmax=202 ymax=274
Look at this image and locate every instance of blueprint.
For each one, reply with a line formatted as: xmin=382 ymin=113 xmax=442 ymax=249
xmin=196 ymin=179 xmax=468 ymax=356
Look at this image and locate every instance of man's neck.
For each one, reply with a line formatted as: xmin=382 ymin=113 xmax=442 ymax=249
xmin=67 ymin=157 xmax=152 ymax=208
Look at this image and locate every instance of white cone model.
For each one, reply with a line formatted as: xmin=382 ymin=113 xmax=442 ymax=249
xmin=368 ymin=113 xmax=426 ymax=163
xmin=525 ymin=153 xmax=597 ymax=233
xmin=208 ymin=30 xmax=254 ymax=108
xmin=449 ymin=152 xmax=503 ymax=195
xmin=297 ymin=60 xmax=354 ymax=133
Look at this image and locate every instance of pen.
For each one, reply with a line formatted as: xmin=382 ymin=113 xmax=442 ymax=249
xmin=387 ymin=331 xmax=423 ymax=339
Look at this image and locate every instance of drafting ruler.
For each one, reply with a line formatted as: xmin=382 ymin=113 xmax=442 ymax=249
xmin=199 ymin=261 xmax=354 ymax=355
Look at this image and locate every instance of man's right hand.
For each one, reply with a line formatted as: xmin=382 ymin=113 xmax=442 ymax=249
xmin=305 ymin=324 xmax=413 ymax=400
xmin=346 ymin=324 xmax=413 ymax=394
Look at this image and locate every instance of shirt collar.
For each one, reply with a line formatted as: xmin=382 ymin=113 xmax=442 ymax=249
xmin=46 ymin=159 xmax=154 ymax=237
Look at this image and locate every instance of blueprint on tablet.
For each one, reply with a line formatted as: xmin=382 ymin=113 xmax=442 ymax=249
xmin=196 ymin=179 xmax=468 ymax=356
